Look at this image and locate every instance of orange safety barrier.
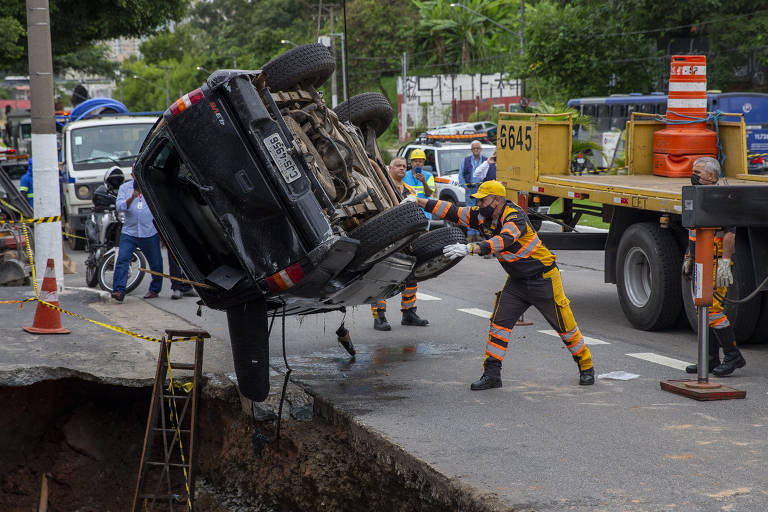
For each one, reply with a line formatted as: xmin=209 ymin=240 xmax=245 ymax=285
xmin=653 ymin=55 xmax=717 ymax=178
xmin=23 ymin=258 xmax=70 ymax=334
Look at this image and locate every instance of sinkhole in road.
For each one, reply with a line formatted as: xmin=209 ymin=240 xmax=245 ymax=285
xmin=0 ymin=375 xmax=498 ymax=511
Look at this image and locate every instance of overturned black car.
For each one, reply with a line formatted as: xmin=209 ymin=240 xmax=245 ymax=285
xmin=134 ymin=44 xmax=465 ymax=401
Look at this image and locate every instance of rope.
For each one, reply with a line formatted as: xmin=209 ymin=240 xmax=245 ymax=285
xmin=652 ymin=110 xmax=726 ymax=175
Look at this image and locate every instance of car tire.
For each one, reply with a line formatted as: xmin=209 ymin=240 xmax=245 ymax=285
xmin=616 ymin=222 xmax=682 ymax=330
xmin=334 ymin=92 xmax=394 ymax=137
xmin=262 ymin=43 xmax=335 ymax=91
xmin=408 ymin=226 xmax=467 ymax=282
xmin=347 ymin=201 xmax=428 ymax=270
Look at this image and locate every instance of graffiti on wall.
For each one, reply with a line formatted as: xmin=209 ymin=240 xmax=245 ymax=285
xmin=397 ymin=72 xmax=521 ymax=139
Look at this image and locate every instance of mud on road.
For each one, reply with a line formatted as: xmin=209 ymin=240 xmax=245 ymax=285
xmin=0 ymin=372 xmax=510 ymax=511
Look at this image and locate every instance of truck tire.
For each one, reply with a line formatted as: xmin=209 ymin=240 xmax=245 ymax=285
xmin=262 ymin=43 xmax=335 ymax=91
xmin=64 ymin=215 xmax=85 ymax=251
xmin=333 ymin=92 xmax=394 ymax=137
xmin=743 ymin=293 xmax=768 ymax=344
xmin=616 ymin=222 xmax=682 ymax=330
xmin=681 ymin=254 xmax=761 ymax=344
xmin=408 ymin=226 xmax=467 ymax=282
xmin=347 ymin=201 xmax=428 ymax=270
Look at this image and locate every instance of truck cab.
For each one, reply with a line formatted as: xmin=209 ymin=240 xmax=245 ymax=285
xmin=59 ymin=116 xmax=156 ymax=248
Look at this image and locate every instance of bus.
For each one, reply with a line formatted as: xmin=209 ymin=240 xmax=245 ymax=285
xmin=567 ymin=92 xmax=768 ymax=173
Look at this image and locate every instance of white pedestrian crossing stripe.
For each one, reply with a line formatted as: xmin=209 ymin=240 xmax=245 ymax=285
xmin=538 ymin=329 xmax=610 ymax=345
xmin=458 ymin=308 xmax=492 ymax=319
xmin=627 ymin=353 xmax=692 ymax=370
xmin=416 ymin=292 xmax=441 ymax=301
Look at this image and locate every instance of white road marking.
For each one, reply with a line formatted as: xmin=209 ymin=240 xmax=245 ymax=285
xmin=627 ymin=353 xmax=692 ymax=370
xmin=538 ymin=329 xmax=611 ymax=345
xmin=416 ymin=292 xmax=442 ymax=301
xmin=458 ymin=308 xmax=492 ymax=319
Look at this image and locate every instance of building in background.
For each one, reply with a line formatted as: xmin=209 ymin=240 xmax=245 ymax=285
xmin=107 ymin=37 xmax=142 ymax=63
xmin=397 ymin=73 xmax=521 ymax=140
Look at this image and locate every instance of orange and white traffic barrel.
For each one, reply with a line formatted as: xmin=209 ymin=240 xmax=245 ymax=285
xmin=653 ymin=55 xmax=718 ymax=178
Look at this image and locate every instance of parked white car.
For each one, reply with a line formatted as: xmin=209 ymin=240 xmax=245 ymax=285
xmin=396 ymin=141 xmax=496 ymax=204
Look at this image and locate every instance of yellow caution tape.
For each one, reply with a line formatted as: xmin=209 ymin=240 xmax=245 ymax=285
xmin=163 ymin=341 xmax=193 ymax=509
xmin=62 ymin=231 xmax=88 ymax=240
xmin=21 ymin=221 xmax=37 ymax=298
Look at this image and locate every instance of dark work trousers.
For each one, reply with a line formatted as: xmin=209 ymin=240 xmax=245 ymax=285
xmin=168 ymin=250 xmax=192 ymax=292
xmin=485 ymin=267 xmax=593 ymax=371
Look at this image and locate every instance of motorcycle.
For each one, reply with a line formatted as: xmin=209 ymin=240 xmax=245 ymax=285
xmin=84 ymin=167 xmax=147 ymax=293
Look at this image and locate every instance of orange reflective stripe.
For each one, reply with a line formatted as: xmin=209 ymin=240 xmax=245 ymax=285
xmin=491 ymin=321 xmax=511 ymax=333
xmin=487 ymin=238 xmax=498 ymax=254
xmin=432 ymin=201 xmax=450 ymax=218
xmin=456 ymin=206 xmax=471 ymax=224
xmin=401 ymin=296 xmax=416 ymax=304
xmin=487 ymin=339 xmax=508 ymax=352
xmin=501 ymin=221 xmax=520 ymax=238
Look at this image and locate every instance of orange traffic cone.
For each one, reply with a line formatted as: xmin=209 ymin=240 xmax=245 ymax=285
xmin=23 ymin=258 xmax=70 ymax=334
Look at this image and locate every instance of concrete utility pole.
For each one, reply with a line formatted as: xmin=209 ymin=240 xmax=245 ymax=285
xmin=520 ymin=0 xmax=526 ymax=99
xmin=26 ymin=0 xmax=64 ymax=289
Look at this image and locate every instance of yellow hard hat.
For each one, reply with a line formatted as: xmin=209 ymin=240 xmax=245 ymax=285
xmin=410 ymin=148 xmax=426 ymax=160
xmin=471 ymin=180 xmax=506 ymax=199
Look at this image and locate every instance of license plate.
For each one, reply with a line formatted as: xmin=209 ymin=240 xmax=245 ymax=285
xmin=577 ymin=158 xmax=585 ymax=164
xmin=264 ymin=134 xmax=301 ymax=184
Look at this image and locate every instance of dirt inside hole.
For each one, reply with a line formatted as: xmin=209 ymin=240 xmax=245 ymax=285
xmin=0 ymin=376 xmax=505 ymax=511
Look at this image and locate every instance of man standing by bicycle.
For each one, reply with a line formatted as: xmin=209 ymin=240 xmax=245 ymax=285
xmin=111 ymin=173 xmax=163 ymax=302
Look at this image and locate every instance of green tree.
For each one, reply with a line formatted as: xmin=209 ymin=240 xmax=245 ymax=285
xmin=0 ymin=0 xmax=189 ymax=74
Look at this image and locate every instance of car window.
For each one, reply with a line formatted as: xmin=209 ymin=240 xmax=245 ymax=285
xmin=424 ymin=149 xmax=436 ymax=171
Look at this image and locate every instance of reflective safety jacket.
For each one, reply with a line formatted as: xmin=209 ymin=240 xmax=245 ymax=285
xmin=425 ymin=199 xmax=556 ymax=278
xmin=688 ymin=227 xmax=735 ymax=260
xmin=404 ymin=170 xmax=435 ymax=219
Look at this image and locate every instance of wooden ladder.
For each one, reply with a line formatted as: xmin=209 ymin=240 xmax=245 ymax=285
xmin=132 ymin=329 xmax=209 ymax=511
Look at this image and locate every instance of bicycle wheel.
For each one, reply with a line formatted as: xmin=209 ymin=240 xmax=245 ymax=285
xmin=98 ymin=249 xmax=147 ymax=293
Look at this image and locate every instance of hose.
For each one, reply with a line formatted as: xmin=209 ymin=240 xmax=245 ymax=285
xmin=713 ymin=273 xmax=768 ymax=304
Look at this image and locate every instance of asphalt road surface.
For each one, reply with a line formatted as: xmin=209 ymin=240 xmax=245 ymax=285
xmin=65 ymin=246 xmax=768 ymax=511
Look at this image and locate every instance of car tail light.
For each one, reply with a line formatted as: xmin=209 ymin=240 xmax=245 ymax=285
xmin=265 ymin=263 xmax=305 ymax=292
xmin=751 ymin=156 xmax=763 ymax=164
xmin=0 ymin=148 xmax=15 ymax=154
xmin=168 ymin=88 xmax=205 ymax=117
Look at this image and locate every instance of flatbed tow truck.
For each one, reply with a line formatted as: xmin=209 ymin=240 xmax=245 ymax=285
xmin=496 ymin=111 xmax=768 ymax=344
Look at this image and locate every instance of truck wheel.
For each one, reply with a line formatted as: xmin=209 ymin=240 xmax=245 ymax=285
xmin=333 ymin=93 xmax=394 ymax=137
xmin=682 ymin=253 xmax=761 ymax=344
xmin=64 ymin=216 xmax=85 ymax=251
xmin=227 ymin=301 xmax=270 ymax=402
xmin=347 ymin=201 xmax=428 ymax=270
xmin=743 ymin=293 xmax=768 ymax=344
xmin=262 ymin=43 xmax=335 ymax=91
xmin=408 ymin=226 xmax=466 ymax=282
xmin=616 ymin=222 xmax=682 ymax=330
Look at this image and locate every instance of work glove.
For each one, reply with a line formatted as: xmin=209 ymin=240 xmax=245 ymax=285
xmin=401 ymin=194 xmax=418 ymax=205
xmin=682 ymin=253 xmax=693 ymax=281
xmin=443 ymin=243 xmax=474 ymax=260
xmin=716 ymin=258 xmax=734 ymax=288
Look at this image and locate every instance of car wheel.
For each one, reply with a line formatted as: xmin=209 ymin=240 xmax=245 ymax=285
xmin=616 ymin=222 xmax=682 ymax=330
xmin=262 ymin=43 xmax=335 ymax=91
xmin=347 ymin=201 xmax=428 ymax=270
xmin=333 ymin=92 xmax=394 ymax=138
xmin=408 ymin=226 xmax=467 ymax=282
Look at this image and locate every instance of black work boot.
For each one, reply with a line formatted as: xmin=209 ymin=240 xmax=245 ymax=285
xmin=470 ymin=358 xmax=502 ymax=390
xmin=401 ymin=307 xmax=429 ymax=326
xmin=712 ymin=326 xmax=745 ymax=376
xmin=579 ymin=368 xmax=595 ymax=386
xmin=373 ymin=310 xmax=391 ymax=331
xmin=685 ymin=327 xmax=721 ymax=374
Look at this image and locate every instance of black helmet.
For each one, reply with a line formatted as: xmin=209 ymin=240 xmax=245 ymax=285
xmin=104 ymin=167 xmax=125 ymax=192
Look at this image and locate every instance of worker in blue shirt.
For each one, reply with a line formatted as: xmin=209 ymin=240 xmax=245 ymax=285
xmin=19 ymin=158 xmax=33 ymax=206
xmin=111 ymin=173 xmax=163 ymax=302
xmin=403 ymin=148 xmax=435 ymax=218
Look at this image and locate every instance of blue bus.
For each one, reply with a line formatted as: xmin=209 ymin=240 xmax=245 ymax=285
xmin=567 ymin=92 xmax=768 ymax=173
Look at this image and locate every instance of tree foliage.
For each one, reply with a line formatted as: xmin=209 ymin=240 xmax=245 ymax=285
xmin=0 ymin=0 xmax=188 ymax=74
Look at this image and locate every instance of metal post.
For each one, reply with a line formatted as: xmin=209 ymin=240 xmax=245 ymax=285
xmin=519 ymin=0 xmax=526 ymax=99
xmin=163 ymin=67 xmax=170 ymax=107
xmin=26 ymin=0 xmax=64 ymax=289
xmin=340 ymin=31 xmax=348 ymax=104
xmin=401 ymin=52 xmax=407 ymax=140
xmin=329 ymin=7 xmax=338 ymax=108
xmin=697 ymin=305 xmax=710 ymax=383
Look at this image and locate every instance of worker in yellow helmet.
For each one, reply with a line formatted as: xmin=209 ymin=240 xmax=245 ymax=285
xmin=403 ymin=148 xmax=435 ymax=219
xmin=405 ymin=180 xmax=595 ymax=389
